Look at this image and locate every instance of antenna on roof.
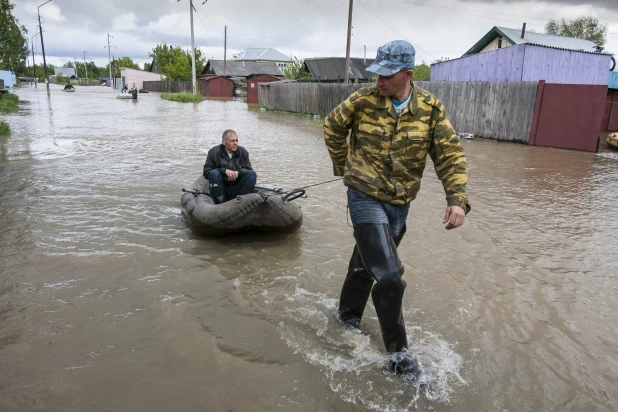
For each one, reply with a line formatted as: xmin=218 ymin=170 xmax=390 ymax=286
xmin=521 ymin=23 xmax=526 ymax=39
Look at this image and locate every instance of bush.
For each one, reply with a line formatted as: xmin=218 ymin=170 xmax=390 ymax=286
xmin=0 ymin=120 xmax=9 ymax=135
xmin=55 ymin=74 xmax=69 ymax=84
xmin=160 ymin=92 xmax=203 ymax=103
xmin=0 ymin=93 xmax=19 ymax=114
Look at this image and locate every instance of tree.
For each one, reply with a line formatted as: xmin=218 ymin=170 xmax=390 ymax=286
xmin=432 ymin=57 xmax=450 ymax=64
xmin=0 ymin=0 xmax=28 ymax=73
xmin=148 ymin=42 xmax=206 ymax=81
xmin=283 ymin=56 xmax=312 ymax=81
xmin=143 ymin=61 xmax=151 ymax=71
xmin=413 ymin=62 xmax=430 ymax=81
xmin=115 ymin=56 xmax=140 ymax=70
xmin=545 ymin=16 xmax=607 ymax=50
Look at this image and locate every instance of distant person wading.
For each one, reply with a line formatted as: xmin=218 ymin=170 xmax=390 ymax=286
xmin=324 ymin=40 xmax=471 ymax=377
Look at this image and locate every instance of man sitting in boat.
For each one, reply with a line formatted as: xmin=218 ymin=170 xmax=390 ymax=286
xmin=203 ymin=129 xmax=257 ymax=204
xmin=63 ymin=84 xmax=75 ymax=90
xmin=121 ymin=84 xmax=128 ymax=94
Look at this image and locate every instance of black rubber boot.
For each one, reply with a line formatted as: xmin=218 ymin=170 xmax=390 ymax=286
xmin=239 ymin=184 xmax=255 ymax=195
xmin=352 ymin=224 xmax=408 ymax=353
xmin=337 ymin=245 xmax=373 ymax=328
xmin=210 ymin=184 xmax=227 ymax=205
xmin=337 ymin=224 xmax=407 ymax=329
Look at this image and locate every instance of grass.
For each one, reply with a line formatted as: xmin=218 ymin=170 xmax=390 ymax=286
xmin=0 ymin=93 xmax=19 ymax=114
xmin=0 ymin=120 xmax=9 ymax=136
xmin=160 ymin=92 xmax=204 ymax=103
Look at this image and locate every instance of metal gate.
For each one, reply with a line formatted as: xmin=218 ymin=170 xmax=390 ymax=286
xmin=528 ymin=81 xmax=608 ymax=152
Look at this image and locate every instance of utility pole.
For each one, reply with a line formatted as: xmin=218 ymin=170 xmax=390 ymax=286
xmin=83 ymin=51 xmax=88 ymax=85
xmin=224 ymin=26 xmax=227 ymax=77
xmin=344 ymin=0 xmax=353 ymax=83
xmin=189 ymin=0 xmax=197 ymax=95
xmin=105 ymin=33 xmax=116 ymax=87
xmin=31 ymin=33 xmax=38 ymax=88
xmin=38 ymin=0 xmax=52 ymax=89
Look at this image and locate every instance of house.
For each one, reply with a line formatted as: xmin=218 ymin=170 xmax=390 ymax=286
xmin=429 ymin=25 xmax=615 ymax=152
xmin=431 ymin=43 xmax=611 ymax=85
xmin=118 ymin=67 xmax=165 ymax=90
xmin=602 ymin=71 xmax=618 ymax=134
xmin=236 ymin=48 xmax=292 ymax=70
xmin=148 ymin=58 xmax=160 ymax=74
xmin=610 ymin=71 xmax=618 ymax=89
xmin=50 ymin=67 xmax=80 ymax=84
xmin=54 ymin=67 xmax=76 ymax=77
xmin=0 ymin=70 xmax=17 ymax=89
xmin=463 ymin=25 xmax=600 ymax=56
xmin=303 ymin=57 xmax=373 ymax=82
xmin=201 ymin=60 xmax=284 ymax=78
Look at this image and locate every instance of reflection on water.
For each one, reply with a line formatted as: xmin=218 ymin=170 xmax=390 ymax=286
xmin=0 ymin=84 xmax=617 ymax=411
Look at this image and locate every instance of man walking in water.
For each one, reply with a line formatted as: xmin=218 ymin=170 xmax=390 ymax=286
xmin=203 ymin=129 xmax=257 ymax=204
xmin=323 ymin=40 xmax=470 ymax=376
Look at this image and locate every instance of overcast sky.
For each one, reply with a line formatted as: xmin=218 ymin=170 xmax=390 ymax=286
xmin=13 ymin=0 xmax=618 ymax=70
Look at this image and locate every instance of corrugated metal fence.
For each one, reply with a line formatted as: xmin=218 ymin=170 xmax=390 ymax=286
xmin=142 ymin=81 xmax=193 ymax=93
xmin=259 ymin=81 xmax=539 ymax=143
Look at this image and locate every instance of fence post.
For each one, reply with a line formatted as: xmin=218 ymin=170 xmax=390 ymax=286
xmin=528 ymin=80 xmax=546 ymax=146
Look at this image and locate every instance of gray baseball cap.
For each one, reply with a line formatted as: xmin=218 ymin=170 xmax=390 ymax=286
xmin=366 ymin=40 xmax=416 ymax=76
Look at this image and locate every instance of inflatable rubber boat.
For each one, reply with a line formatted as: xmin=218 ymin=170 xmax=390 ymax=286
xmin=181 ymin=176 xmax=304 ymax=236
xmin=116 ymin=93 xmax=135 ymax=100
xmin=606 ymin=132 xmax=618 ymax=150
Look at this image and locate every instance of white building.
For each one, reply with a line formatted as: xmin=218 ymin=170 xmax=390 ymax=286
xmin=236 ymin=48 xmax=292 ymax=71
xmin=119 ymin=67 xmax=166 ymax=90
xmin=0 ymin=70 xmax=17 ymax=89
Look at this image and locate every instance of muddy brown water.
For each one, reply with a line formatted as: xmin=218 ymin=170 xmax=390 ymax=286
xmin=1 ymin=85 xmax=617 ymax=411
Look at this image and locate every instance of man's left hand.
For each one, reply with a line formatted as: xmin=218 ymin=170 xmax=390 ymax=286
xmin=443 ymin=206 xmax=465 ymax=230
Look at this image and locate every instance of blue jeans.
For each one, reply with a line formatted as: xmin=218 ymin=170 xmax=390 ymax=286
xmin=208 ymin=170 xmax=257 ymax=199
xmin=347 ymin=187 xmax=410 ymax=236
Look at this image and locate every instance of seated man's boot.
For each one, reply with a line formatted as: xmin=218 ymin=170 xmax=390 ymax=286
xmin=239 ymin=184 xmax=255 ymax=195
xmin=210 ymin=184 xmax=227 ymax=205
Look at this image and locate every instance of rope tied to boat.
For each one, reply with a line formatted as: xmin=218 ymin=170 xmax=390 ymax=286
xmin=182 ymin=177 xmax=342 ymax=202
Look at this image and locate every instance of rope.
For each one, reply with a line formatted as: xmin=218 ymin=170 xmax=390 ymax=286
xmin=296 ymin=177 xmax=343 ymax=190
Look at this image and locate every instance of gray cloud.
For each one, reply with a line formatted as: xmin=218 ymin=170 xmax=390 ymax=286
xmin=14 ymin=0 xmax=618 ymax=67
xmin=457 ymin=0 xmax=618 ymax=13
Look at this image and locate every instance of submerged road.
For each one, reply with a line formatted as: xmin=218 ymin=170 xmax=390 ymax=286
xmin=1 ymin=84 xmax=617 ymax=411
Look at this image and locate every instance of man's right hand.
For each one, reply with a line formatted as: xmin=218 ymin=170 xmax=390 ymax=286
xmin=225 ymin=169 xmax=239 ymax=181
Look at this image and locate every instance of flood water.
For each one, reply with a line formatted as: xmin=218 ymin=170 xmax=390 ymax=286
xmin=1 ymin=84 xmax=617 ymax=411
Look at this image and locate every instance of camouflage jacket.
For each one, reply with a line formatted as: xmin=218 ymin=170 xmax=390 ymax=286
xmin=324 ymin=82 xmax=470 ymax=212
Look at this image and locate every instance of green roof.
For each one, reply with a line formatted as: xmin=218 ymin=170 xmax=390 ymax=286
xmin=463 ymin=26 xmax=599 ymax=56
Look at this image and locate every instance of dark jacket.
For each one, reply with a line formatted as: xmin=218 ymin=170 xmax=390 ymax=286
xmin=203 ymin=145 xmax=253 ymax=185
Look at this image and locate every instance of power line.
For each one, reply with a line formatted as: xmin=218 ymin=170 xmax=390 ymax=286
xmin=228 ymin=0 xmax=348 ymax=41
xmin=391 ymin=0 xmax=551 ymax=22
xmin=356 ymin=0 xmax=437 ymax=60
xmin=392 ymin=0 xmax=546 ymax=27
xmin=255 ymin=0 xmax=335 ymax=36
xmin=222 ymin=0 xmax=336 ymax=40
xmin=134 ymin=0 xmax=182 ymax=40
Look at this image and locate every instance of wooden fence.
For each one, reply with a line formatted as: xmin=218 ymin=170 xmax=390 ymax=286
xmin=258 ymin=81 xmax=539 ymax=143
xmin=142 ymin=80 xmax=193 ymax=93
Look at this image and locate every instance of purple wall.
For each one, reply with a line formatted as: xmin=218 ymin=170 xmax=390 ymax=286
xmin=431 ymin=44 xmax=610 ymax=85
